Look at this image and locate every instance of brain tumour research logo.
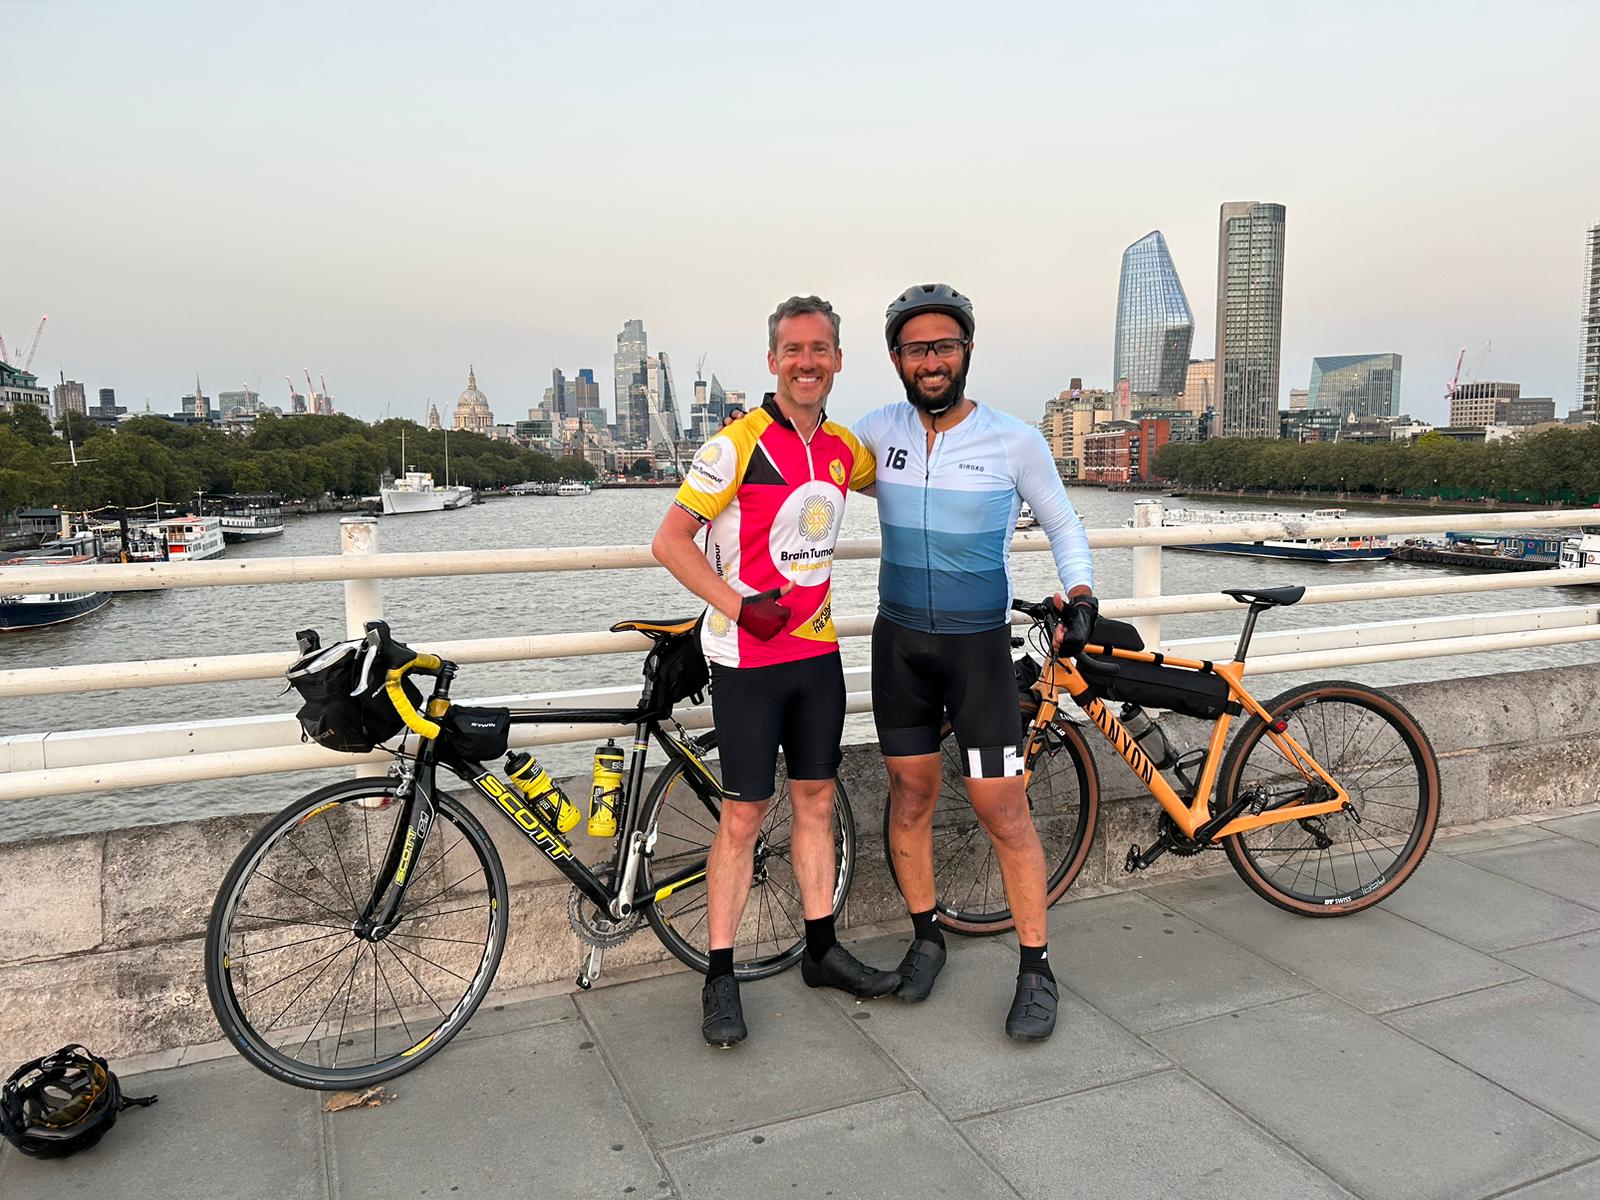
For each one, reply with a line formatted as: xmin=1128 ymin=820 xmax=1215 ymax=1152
xmin=799 ymin=495 xmax=836 ymax=543
xmin=698 ymin=442 xmax=723 ymax=467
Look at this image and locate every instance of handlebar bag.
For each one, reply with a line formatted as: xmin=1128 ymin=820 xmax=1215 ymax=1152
xmin=286 ymin=635 xmax=422 ymax=753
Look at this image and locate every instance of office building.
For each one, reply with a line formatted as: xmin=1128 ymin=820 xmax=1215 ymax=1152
xmin=1081 ymin=418 xmax=1173 ymax=484
xmin=1041 ymin=382 xmax=1113 ymax=478
xmin=0 ymin=362 xmax=49 ymax=415
xmin=1450 ymin=381 xmax=1520 ymax=428
xmin=1182 ymin=358 xmax=1216 ymax=416
xmin=614 ymin=319 xmax=650 ymax=443
xmin=89 ymin=387 xmax=125 ymax=427
xmin=645 ymin=353 xmax=680 ymax=449
xmin=1288 ymin=388 xmax=1309 ymax=411
xmin=1281 ymin=408 xmax=1344 ymax=443
xmin=1582 ymin=224 xmax=1599 ymax=419
xmin=453 ymin=366 xmax=495 ymax=433
xmin=1307 ymin=354 xmax=1402 ymax=420
xmin=1215 ymin=201 xmax=1287 ymax=438
xmin=1112 ymin=231 xmax=1195 ymax=400
xmin=51 ymin=377 xmax=87 ymax=420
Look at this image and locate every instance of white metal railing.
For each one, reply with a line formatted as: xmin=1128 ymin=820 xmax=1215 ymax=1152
xmin=3 ymin=505 xmax=1599 ymax=802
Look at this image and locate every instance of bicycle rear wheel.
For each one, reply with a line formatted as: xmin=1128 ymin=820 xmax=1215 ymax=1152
xmin=642 ymin=732 xmax=856 ymax=980
xmin=1218 ymin=681 xmax=1439 ymax=916
xmin=882 ymin=708 xmax=1098 ymax=936
xmin=205 ymin=778 xmax=507 ymax=1090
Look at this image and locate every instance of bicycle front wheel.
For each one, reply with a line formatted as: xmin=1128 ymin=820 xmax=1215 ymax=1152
xmin=205 ymin=778 xmax=508 ymax=1090
xmin=1218 ymin=681 xmax=1439 ymax=916
xmin=641 ymin=732 xmax=856 ymax=980
xmin=882 ymin=709 xmax=1098 ymax=936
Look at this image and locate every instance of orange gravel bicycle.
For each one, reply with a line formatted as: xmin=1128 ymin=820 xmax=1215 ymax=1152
xmin=886 ymin=586 xmax=1441 ymax=933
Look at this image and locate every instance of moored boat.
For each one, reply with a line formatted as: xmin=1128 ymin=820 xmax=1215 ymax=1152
xmin=556 ymin=481 xmax=592 ymax=497
xmin=1162 ymin=507 xmax=1391 ymax=562
xmin=0 ymin=537 xmax=114 ymax=630
xmin=127 ymin=515 xmax=227 ymax=563
xmin=214 ymin=494 xmax=285 ymax=542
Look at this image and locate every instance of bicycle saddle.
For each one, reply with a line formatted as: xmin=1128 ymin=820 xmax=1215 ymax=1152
xmin=1222 ymin=585 xmax=1305 ymax=607
xmin=610 ymin=616 xmax=701 ymax=636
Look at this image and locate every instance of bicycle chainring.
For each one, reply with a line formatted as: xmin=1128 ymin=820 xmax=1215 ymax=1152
xmin=567 ymin=871 xmax=645 ymax=947
xmin=1157 ymin=811 xmax=1209 ymax=857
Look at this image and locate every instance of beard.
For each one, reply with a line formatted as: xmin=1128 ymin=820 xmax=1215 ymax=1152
xmin=900 ymin=357 xmax=970 ymax=415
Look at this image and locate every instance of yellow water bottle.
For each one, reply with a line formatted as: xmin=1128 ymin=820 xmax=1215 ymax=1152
xmin=588 ymin=740 xmax=624 ymax=838
xmin=505 ymin=751 xmax=580 ymax=833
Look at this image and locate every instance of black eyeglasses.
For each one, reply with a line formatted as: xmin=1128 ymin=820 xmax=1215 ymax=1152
xmin=896 ymin=338 xmax=968 ymax=361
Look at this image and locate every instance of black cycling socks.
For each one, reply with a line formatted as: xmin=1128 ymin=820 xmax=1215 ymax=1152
xmin=707 ymin=947 xmax=735 ymax=982
xmin=805 ymin=915 xmax=838 ymax=963
xmin=911 ymin=907 xmax=945 ymax=949
xmin=1019 ymin=942 xmax=1054 ymax=983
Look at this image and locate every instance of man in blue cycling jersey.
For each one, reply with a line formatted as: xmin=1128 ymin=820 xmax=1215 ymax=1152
xmin=854 ymin=283 xmax=1098 ymax=1041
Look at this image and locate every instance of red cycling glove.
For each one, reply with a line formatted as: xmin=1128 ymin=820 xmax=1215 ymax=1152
xmin=737 ymin=589 xmax=791 ymax=641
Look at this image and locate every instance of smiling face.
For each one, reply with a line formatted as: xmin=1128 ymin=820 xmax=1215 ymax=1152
xmin=890 ymin=312 xmax=972 ymax=414
xmin=768 ymin=311 xmax=842 ymax=414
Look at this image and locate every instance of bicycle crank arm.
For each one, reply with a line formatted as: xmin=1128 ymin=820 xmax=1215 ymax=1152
xmin=610 ymin=831 xmax=648 ymax=919
xmin=577 ymin=944 xmax=605 ymax=991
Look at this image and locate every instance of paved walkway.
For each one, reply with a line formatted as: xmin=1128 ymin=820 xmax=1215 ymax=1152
xmin=6 ymin=813 xmax=1600 ymax=1200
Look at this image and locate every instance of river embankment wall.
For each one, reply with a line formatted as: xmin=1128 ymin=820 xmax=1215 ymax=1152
xmin=3 ymin=662 xmax=1596 ymax=1061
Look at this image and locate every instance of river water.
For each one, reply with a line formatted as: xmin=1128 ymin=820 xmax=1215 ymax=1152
xmin=5 ymin=488 xmax=1597 ymax=842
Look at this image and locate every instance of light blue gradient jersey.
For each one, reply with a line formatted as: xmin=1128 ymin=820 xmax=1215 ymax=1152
xmin=852 ymin=401 xmax=1094 ymax=633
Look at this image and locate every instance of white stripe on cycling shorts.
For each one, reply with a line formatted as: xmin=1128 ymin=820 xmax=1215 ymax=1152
xmin=964 ymin=746 xmax=1026 ymax=779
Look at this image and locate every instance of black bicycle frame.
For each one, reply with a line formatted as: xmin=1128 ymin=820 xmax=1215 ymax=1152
xmin=359 ymin=680 xmax=723 ymax=930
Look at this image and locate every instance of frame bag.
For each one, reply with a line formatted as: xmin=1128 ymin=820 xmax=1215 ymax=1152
xmin=1085 ymin=615 xmax=1231 ymax=720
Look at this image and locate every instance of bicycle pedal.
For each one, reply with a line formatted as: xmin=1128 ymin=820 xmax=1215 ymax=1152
xmin=1124 ymin=843 xmax=1144 ymax=874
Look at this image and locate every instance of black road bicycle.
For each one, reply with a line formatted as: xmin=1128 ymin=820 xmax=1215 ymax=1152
xmin=205 ymin=618 xmax=855 ymax=1090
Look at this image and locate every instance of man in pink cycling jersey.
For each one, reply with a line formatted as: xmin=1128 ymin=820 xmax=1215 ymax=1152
xmin=652 ymin=295 xmax=900 ymax=1047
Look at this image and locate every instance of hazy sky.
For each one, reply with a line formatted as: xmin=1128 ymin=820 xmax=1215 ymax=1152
xmin=4 ymin=1 xmax=1596 ymax=428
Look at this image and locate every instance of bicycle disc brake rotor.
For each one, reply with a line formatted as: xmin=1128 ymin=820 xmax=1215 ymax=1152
xmin=567 ymin=870 xmax=644 ymax=947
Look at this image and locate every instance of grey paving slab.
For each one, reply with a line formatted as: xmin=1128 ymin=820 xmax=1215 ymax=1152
xmin=1543 ymin=810 xmax=1600 ymax=847
xmin=1149 ymin=993 xmax=1600 ymax=1200
xmin=817 ymin=933 xmax=1170 ymax=1119
xmin=576 ymin=967 xmax=903 ymax=1148
xmin=1044 ymin=888 xmax=1313 ymax=1032
xmin=1439 ymin=824 xmax=1562 ymax=856
xmin=1381 ymin=852 xmax=1600 ymax=951
xmin=457 ymin=991 xmax=578 ymax=1043
xmin=962 ymin=1069 xmax=1355 ymax=1200
xmin=327 ymin=1022 xmax=668 ymax=1200
xmin=0 ymin=1055 xmax=325 ymax=1200
xmin=1468 ymin=838 xmax=1600 ymax=909
xmin=1157 ymin=872 xmax=1524 ymax=1012
xmin=1386 ymin=979 xmax=1600 ymax=1139
xmin=664 ymin=1091 xmax=1015 ymax=1200
xmin=1501 ymin=1159 xmax=1600 ymax=1198
xmin=1502 ymin=930 xmax=1600 ymax=1004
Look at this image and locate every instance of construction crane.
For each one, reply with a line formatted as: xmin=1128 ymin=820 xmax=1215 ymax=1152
xmin=20 ymin=316 xmax=47 ymax=373
xmin=319 ymin=374 xmax=331 ymax=414
xmin=0 ymin=334 xmax=9 ymax=365
xmin=1446 ymin=347 xmax=1466 ymax=402
xmin=696 ymin=352 xmax=708 ymax=382
xmin=304 ymin=369 xmax=318 ymax=414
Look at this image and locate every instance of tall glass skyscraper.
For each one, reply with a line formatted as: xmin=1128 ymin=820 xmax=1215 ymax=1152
xmin=613 ymin=319 xmax=649 ymax=444
xmin=1112 ymin=231 xmax=1194 ymax=397
xmin=1215 ymin=202 xmax=1287 ymax=438
xmin=1581 ymin=223 xmax=1599 ymax=420
xmin=1308 ymin=353 xmax=1402 ymax=419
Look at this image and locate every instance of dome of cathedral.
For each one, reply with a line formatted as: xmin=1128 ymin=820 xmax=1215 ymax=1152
xmin=453 ymin=366 xmax=494 ymax=432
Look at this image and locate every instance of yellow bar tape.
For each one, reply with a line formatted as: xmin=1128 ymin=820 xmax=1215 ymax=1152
xmin=386 ymin=654 xmax=444 ymax=739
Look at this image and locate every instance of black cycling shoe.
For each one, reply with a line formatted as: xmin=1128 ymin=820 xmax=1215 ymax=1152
xmin=701 ymin=974 xmax=747 ymax=1048
xmin=1005 ymin=971 xmax=1058 ymax=1041
xmin=800 ymin=944 xmax=901 ymax=998
xmin=894 ymin=938 xmax=947 ymax=1004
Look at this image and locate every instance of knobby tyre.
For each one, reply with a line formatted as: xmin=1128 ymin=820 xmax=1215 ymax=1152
xmin=642 ymin=731 xmax=857 ymax=980
xmin=881 ymin=706 xmax=1099 ymax=936
xmin=205 ymin=778 xmax=508 ymax=1090
xmin=1218 ymin=681 xmax=1440 ymax=916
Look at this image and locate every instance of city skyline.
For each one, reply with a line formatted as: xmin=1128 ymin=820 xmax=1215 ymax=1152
xmin=3 ymin=4 xmax=1596 ymax=429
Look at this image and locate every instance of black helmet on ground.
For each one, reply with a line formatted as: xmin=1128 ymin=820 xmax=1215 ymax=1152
xmin=884 ymin=283 xmax=975 ymax=350
xmin=0 ymin=1044 xmax=157 ymax=1159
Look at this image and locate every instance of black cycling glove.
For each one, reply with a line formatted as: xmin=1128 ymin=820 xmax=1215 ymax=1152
xmin=737 ymin=589 xmax=790 ymax=641
xmin=1056 ymin=593 xmax=1099 ymax=657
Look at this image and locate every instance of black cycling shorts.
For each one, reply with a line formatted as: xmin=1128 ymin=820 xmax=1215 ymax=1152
xmin=871 ymin=616 xmax=1024 ymax=778
xmin=710 ymin=652 xmax=846 ymax=801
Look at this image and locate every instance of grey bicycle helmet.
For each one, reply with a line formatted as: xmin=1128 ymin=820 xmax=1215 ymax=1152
xmin=884 ymin=283 xmax=975 ymax=350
